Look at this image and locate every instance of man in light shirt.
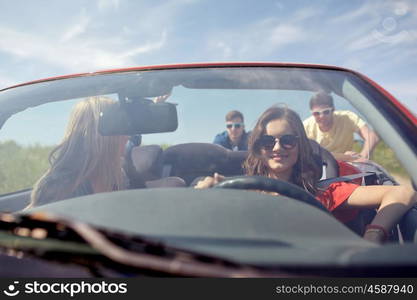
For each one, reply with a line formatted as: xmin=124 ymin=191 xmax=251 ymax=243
xmin=303 ymin=92 xmax=379 ymax=162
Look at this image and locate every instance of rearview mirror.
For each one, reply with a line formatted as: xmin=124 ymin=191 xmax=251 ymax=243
xmin=98 ymin=100 xmax=178 ymax=136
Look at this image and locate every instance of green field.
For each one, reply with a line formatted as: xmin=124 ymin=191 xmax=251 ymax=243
xmin=0 ymin=140 xmax=410 ymax=195
xmin=353 ymin=141 xmax=410 ymax=178
xmin=0 ymin=140 xmax=53 ymax=194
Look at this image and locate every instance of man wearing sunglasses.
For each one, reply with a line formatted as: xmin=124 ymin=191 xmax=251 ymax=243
xmin=303 ymin=92 xmax=379 ymax=162
xmin=213 ymin=110 xmax=250 ymax=151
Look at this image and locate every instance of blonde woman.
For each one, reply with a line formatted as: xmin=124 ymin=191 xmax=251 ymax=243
xmin=29 ymin=96 xmax=128 ymax=207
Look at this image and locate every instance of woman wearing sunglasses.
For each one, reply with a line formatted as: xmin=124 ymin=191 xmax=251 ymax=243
xmin=196 ymin=106 xmax=416 ymax=244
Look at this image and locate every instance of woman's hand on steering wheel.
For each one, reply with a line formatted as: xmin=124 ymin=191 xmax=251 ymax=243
xmin=194 ymin=173 xmax=225 ymax=189
xmin=213 ymin=175 xmax=329 ymax=213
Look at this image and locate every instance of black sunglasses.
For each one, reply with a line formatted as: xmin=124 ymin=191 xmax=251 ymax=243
xmin=257 ymin=134 xmax=299 ymax=150
xmin=226 ymin=123 xmax=243 ymax=129
xmin=311 ymin=108 xmax=333 ymax=117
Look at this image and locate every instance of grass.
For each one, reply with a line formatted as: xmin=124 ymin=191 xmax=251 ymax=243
xmin=353 ymin=141 xmax=409 ymax=178
xmin=0 ymin=140 xmax=53 ymax=194
xmin=0 ymin=139 xmax=410 ymax=195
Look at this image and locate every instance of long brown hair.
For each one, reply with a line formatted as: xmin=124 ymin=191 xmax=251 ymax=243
xmin=29 ymin=96 xmax=126 ymax=207
xmin=243 ymin=106 xmax=321 ymax=195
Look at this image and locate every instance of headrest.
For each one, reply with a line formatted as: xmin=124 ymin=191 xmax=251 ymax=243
xmin=309 ymin=140 xmax=339 ymax=179
xmin=163 ymin=143 xmax=229 ymax=173
xmin=222 ymin=150 xmax=247 ymax=175
xmin=163 ymin=143 xmax=247 ymax=184
xmin=131 ymin=145 xmax=163 ymax=181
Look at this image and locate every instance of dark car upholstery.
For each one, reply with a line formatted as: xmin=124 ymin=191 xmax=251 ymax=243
xmin=162 ymin=143 xmax=247 ymax=185
xmin=126 ymin=141 xmax=399 ymax=239
xmin=128 ymin=144 xmax=185 ymax=188
xmin=309 ymin=140 xmax=339 ymax=179
xmin=128 ymin=140 xmax=339 ymax=187
xmin=130 ymin=144 xmax=164 ymax=182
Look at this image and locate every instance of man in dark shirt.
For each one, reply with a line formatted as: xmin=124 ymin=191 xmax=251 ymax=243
xmin=213 ymin=110 xmax=249 ymax=151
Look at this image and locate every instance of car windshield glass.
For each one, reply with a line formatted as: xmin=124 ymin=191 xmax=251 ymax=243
xmin=0 ymin=66 xmax=415 ymax=268
xmin=0 ymin=67 xmax=411 ymax=193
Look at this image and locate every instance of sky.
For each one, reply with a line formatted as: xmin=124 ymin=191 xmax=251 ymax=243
xmin=0 ymin=0 xmax=416 ymax=113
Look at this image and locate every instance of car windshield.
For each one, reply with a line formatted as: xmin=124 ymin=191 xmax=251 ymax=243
xmin=0 ymin=66 xmax=413 ymax=191
xmin=0 ymin=65 xmax=415 ymax=270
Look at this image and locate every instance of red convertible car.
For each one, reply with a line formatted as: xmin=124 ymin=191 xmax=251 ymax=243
xmin=0 ymin=63 xmax=416 ymax=277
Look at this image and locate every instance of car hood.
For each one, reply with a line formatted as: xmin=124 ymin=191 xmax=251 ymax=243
xmin=22 ymin=188 xmax=395 ymax=267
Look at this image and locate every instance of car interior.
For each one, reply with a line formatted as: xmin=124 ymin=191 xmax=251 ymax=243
xmin=0 ymin=66 xmax=416 ymax=248
xmin=1 ymin=126 xmax=415 ymax=243
xmin=123 ymin=137 xmax=412 ymax=240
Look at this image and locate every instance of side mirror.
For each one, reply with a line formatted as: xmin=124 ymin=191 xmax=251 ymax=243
xmin=98 ymin=100 xmax=178 ymax=136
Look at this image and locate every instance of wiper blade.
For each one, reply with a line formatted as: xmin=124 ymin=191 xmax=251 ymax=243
xmin=0 ymin=212 xmax=287 ymax=277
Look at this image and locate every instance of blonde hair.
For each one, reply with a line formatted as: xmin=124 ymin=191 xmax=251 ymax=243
xmin=29 ymin=96 xmax=126 ymax=207
xmin=244 ymin=106 xmax=321 ymax=195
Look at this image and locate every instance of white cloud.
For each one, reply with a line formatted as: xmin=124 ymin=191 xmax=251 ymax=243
xmin=203 ymin=5 xmax=324 ymax=61
xmin=97 ymin=0 xmax=120 ymax=12
xmin=345 ymin=23 xmax=416 ymax=52
xmin=0 ymin=27 xmax=44 ymax=58
xmin=329 ymin=0 xmax=417 ymax=52
xmin=0 ymin=26 xmax=166 ymax=72
xmin=206 ymin=18 xmax=305 ymax=60
xmin=0 ymin=0 xmax=203 ymax=78
xmin=268 ymin=24 xmax=303 ymax=48
xmin=213 ymin=41 xmax=233 ymax=59
xmin=347 ymin=33 xmax=382 ymax=51
xmin=119 ymin=30 xmax=167 ymax=59
xmin=121 ymin=0 xmax=198 ymax=35
xmin=328 ymin=1 xmax=414 ymax=25
xmin=329 ymin=2 xmax=377 ymax=24
xmin=292 ymin=6 xmax=322 ymax=22
xmin=61 ymin=10 xmax=91 ymax=42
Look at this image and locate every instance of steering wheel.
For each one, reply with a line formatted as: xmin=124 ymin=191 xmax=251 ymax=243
xmin=213 ymin=175 xmax=329 ymax=213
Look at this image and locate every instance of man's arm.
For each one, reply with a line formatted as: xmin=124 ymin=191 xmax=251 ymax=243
xmin=331 ymin=152 xmax=359 ymax=162
xmin=358 ymin=125 xmax=380 ymax=158
xmin=213 ymin=134 xmax=221 ymax=145
xmin=213 ymin=132 xmax=227 ymax=147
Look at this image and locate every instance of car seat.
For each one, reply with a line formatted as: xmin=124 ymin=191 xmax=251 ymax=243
xmin=162 ymin=143 xmax=247 ymax=185
xmin=309 ymin=140 xmax=339 ymax=179
xmin=129 ymin=140 xmax=338 ymax=187
xmin=126 ymin=144 xmax=185 ymax=188
xmin=127 ymin=141 xmax=408 ymax=242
